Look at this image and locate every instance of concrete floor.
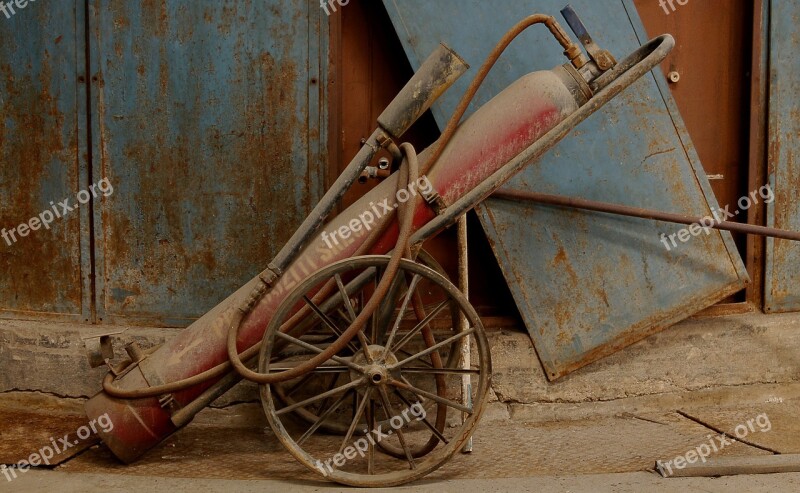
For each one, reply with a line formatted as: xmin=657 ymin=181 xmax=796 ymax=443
xmin=3 ymin=392 xmax=800 ymax=491
xmin=2 ymin=312 xmax=800 ymax=491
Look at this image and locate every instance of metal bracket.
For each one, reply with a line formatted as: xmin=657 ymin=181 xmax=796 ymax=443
xmin=82 ymin=329 xmax=125 ymax=375
xmin=126 ymin=341 xmax=182 ymax=414
xmin=421 ymin=187 xmax=448 ymax=216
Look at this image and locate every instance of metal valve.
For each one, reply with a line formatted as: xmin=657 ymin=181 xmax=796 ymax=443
xmin=358 ymin=158 xmax=392 ymax=183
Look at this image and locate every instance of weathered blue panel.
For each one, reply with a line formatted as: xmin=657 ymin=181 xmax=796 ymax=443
xmin=0 ymin=1 xmax=90 ymax=322
xmin=89 ymin=0 xmax=327 ymax=326
xmin=765 ymin=0 xmax=800 ymax=312
xmin=383 ymin=0 xmax=747 ymax=378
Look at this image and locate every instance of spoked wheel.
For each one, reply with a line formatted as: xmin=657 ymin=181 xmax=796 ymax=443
xmin=259 ymin=255 xmax=491 ymax=487
xmin=270 ymin=249 xmax=452 ymax=437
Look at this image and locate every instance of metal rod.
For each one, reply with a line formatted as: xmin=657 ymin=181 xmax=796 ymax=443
xmin=492 ymin=188 xmax=800 ymax=242
xmin=457 ymin=213 xmax=473 ymax=453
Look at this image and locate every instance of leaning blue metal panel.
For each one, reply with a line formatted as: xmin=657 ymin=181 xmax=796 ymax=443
xmin=765 ymin=0 xmax=800 ymax=312
xmin=382 ymin=0 xmax=747 ymax=379
xmin=88 ymin=0 xmax=327 ymax=326
xmin=0 ymin=0 xmax=91 ymax=322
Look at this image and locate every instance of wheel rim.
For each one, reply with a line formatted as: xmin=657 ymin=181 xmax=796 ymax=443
xmin=259 ymin=255 xmax=491 ymax=487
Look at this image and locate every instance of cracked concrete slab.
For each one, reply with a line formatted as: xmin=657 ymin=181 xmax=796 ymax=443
xmin=677 ymin=400 xmax=800 ymax=454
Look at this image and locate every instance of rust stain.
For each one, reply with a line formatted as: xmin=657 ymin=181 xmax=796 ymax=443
xmin=551 ymin=244 xmax=578 ymax=287
xmin=217 ymin=3 xmax=235 ymax=36
xmin=141 ymin=0 xmax=169 ymax=38
xmin=0 ymin=42 xmax=79 ymax=313
xmin=596 ymin=287 xmax=610 ymax=308
xmin=100 ymin=2 xmax=307 ymax=321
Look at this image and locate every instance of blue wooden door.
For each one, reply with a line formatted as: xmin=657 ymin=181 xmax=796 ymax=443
xmin=764 ymin=0 xmax=800 ymax=313
xmin=1 ymin=1 xmax=327 ymax=326
xmin=87 ymin=0 xmax=327 ymax=326
xmin=0 ymin=1 xmax=92 ymax=323
xmin=383 ymin=0 xmax=748 ymax=378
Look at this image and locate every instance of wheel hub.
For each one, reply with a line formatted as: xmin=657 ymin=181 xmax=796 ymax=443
xmin=351 ymin=344 xmax=399 ymax=391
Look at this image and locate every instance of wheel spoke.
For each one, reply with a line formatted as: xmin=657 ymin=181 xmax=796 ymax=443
xmin=398 ymin=349 xmax=432 ymax=368
xmin=389 ymin=378 xmax=473 ymax=415
xmin=370 ymin=266 xmax=381 ymax=343
xmin=382 ymin=274 xmax=421 ymax=360
xmin=391 ymin=300 xmax=449 ymax=354
xmin=392 ymin=389 xmax=449 ymax=445
xmin=391 ymin=327 xmax=476 ymax=369
xmin=334 ymin=275 xmax=374 ymax=362
xmin=284 ymin=372 xmax=315 ymax=398
xmin=367 ymin=399 xmax=376 ymax=475
xmin=377 ymin=386 xmax=416 ymax=470
xmin=303 ymin=295 xmax=360 ymax=354
xmin=275 ymin=331 xmax=363 ymax=373
xmin=316 ymin=373 xmax=342 ymax=420
xmin=297 ymin=389 xmax=351 ymax=445
xmin=268 ymin=365 xmax=351 ymax=374
xmin=397 ymin=375 xmax=437 ymax=416
xmin=338 ymin=387 xmax=372 ymax=456
xmin=335 ymin=273 xmax=358 ymax=322
xmin=277 ymin=378 xmax=364 ymax=416
xmin=336 ymin=307 xmax=372 ymax=352
xmin=400 ymin=367 xmax=480 ymax=375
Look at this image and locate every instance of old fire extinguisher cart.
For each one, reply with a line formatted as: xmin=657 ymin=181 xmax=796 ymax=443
xmin=84 ymin=6 xmax=674 ymax=487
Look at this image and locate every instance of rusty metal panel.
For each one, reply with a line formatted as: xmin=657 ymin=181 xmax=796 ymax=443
xmin=88 ymin=0 xmax=327 ymax=326
xmin=0 ymin=1 xmax=90 ymax=322
xmin=764 ymin=0 xmax=800 ymax=313
xmin=383 ymin=0 xmax=748 ymax=379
